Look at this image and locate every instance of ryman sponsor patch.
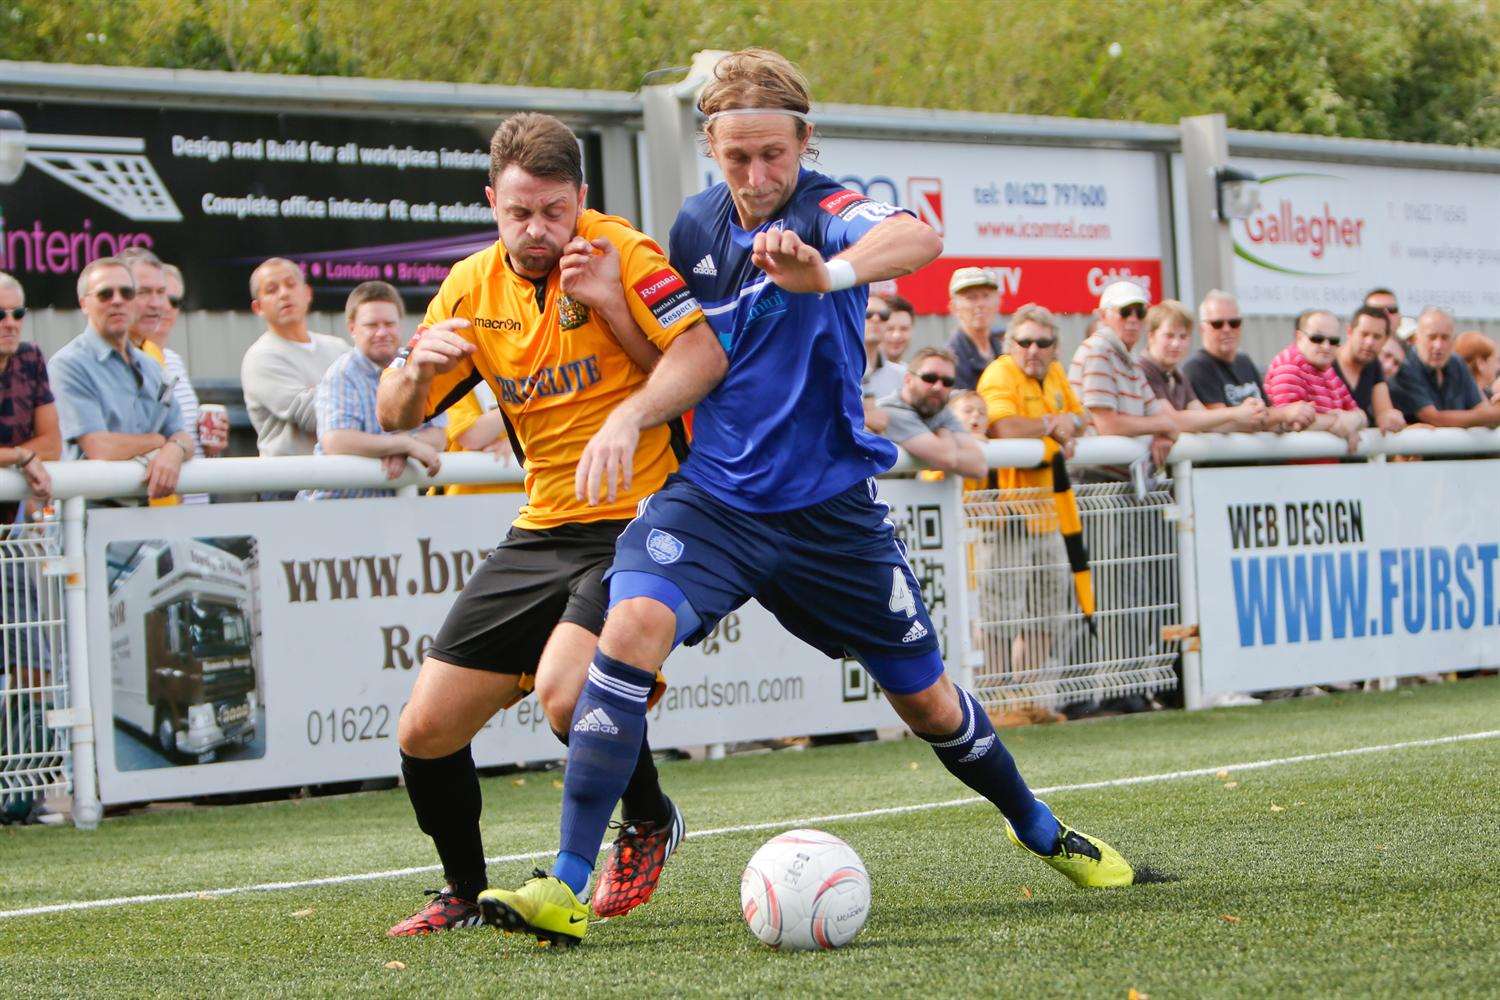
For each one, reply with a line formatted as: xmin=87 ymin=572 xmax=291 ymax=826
xmin=818 ymin=189 xmax=901 ymax=225
xmin=632 ymin=268 xmax=699 ymax=329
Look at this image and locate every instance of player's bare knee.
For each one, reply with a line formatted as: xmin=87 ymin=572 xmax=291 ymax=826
xmin=397 ymin=700 xmax=463 ymax=759
xmin=890 ymin=679 xmax=964 ymax=736
xmin=535 ymin=675 xmax=578 ymax=734
xmin=599 ymin=597 xmax=675 ymax=668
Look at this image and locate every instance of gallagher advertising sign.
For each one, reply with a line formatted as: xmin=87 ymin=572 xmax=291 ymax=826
xmin=0 ymin=101 xmax=582 ymax=311
xmin=1190 ymin=462 xmax=1500 ymax=696
xmin=698 ymin=138 xmax=1165 ymax=314
xmin=1174 ymin=155 xmax=1500 ymax=318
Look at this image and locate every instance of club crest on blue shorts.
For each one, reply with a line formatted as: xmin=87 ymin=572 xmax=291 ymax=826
xmin=646 ymin=529 xmax=685 ymax=565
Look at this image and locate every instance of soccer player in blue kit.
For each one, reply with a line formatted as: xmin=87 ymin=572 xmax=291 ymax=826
xmin=479 ymin=48 xmax=1136 ymax=945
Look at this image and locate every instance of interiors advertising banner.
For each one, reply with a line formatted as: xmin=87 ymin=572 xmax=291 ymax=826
xmin=0 ymin=101 xmax=596 ymax=311
xmin=85 ymin=480 xmax=963 ymax=804
xmin=697 ymin=138 xmax=1165 ymax=314
xmin=1172 ymin=154 xmax=1500 ymax=318
xmin=1191 ymin=462 xmax=1500 ymax=695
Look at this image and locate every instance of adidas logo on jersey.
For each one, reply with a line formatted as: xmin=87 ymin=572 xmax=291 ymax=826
xmin=692 ymin=254 xmax=717 ymax=277
xmin=959 ymin=734 xmax=996 ymax=763
xmin=901 ymin=620 xmax=929 ymax=644
xmin=573 ymin=708 xmax=620 ymax=736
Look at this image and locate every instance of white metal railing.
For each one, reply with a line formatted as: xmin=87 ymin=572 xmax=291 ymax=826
xmin=2 ymin=429 xmax=1498 ymax=827
xmin=0 ymin=517 xmax=70 ymax=823
xmin=965 ymin=482 xmax=1179 ymax=716
xmin=4 ymin=428 xmax=1499 ymax=503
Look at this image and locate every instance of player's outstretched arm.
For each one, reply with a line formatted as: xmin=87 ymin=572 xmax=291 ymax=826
xmin=752 ymin=214 xmax=941 ymax=294
xmin=575 ymin=321 xmax=727 ymax=505
xmin=833 ymin=212 xmax=943 ymax=283
xmin=377 ymin=319 xmax=474 ymax=431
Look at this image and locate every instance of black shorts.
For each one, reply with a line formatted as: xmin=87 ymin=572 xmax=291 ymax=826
xmin=427 ymin=520 xmax=628 ymax=677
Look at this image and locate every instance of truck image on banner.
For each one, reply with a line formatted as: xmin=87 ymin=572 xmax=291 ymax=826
xmin=107 ymin=537 xmax=263 ymax=769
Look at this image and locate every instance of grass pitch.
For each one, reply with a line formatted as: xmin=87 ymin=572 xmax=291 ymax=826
xmin=3 ymin=678 xmax=1497 ymax=998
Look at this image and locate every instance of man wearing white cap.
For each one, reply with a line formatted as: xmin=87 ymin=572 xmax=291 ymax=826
xmin=945 ymin=267 xmax=1005 ymax=390
xmin=1067 ymin=280 xmax=1180 ymax=474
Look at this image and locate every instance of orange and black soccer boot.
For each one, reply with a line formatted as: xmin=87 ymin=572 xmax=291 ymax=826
xmin=387 ymin=887 xmax=484 ymax=936
xmin=589 ymin=796 xmax=686 ymax=918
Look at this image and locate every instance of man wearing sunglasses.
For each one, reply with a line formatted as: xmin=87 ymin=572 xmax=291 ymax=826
xmin=861 ymin=294 xmax=906 ymax=433
xmin=1264 ymin=310 xmax=1368 ymax=452
xmin=874 ymin=346 xmax=986 ymax=479
xmin=49 ymin=257 xmax=193 ymax=501
xmin=1362 ymin=288 xmax=1403 ymax=348
xmin=1068 ymin=281 xmax=1180 ymax=475
xmin=1182 ymin=290 xmax=1316 ymax=433
xmin=0 ymin=271 xmax=58 ymax=522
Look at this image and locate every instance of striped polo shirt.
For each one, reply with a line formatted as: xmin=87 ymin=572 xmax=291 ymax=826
xmin=1264 ymin=345 xmax=1356 ymax=413
xmin=1068 ymin=329 xmax=1165 ymax=417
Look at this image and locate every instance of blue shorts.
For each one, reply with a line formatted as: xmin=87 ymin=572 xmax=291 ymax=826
xmin=605 ymin=474 xmax=941 ymax=672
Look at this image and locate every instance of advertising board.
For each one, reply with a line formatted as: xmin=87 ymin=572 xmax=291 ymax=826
xmin=1191 ymin=462 xmax=1500 ymax=695
xmin=86 ymin=481 xmax=963 ymax=803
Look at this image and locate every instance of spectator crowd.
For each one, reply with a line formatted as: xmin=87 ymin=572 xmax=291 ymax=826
xmin=5 ymin=249 xmax=1499 ymax=524
xmin=0 ymin=252 xmax=530 ymax=518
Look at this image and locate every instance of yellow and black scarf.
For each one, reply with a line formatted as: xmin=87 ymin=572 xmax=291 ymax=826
xmin=1042 ymin=439 xmax=1096 ymax=634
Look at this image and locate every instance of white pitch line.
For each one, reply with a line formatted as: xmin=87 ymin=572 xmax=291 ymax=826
xmin=1 ymin=728 xmax=1494 ymax=922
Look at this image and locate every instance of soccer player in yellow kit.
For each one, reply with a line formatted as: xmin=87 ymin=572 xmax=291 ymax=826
xmin=376 ymin=112 xmax=725 ymax=935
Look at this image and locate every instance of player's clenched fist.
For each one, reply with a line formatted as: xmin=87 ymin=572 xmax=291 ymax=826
xmin=752 ymin=228 xmax=830 ymax=294
xmin=560 ymin=237 xmax=624 ymax=312
xmin=405 ymin=318 xmax=475 ymax=380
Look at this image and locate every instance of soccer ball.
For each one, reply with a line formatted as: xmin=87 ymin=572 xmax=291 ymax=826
xmin=740 ymin=828 xmax=870 ymax=951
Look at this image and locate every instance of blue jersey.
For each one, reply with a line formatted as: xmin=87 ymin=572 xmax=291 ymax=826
xmin=669 ymin=168 xmax=910 ymax=513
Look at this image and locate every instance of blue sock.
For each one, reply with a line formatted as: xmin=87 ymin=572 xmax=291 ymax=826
xmin=917 ymin=687 xmax=1060 ymax=855
xmin=553 ymin=651 xmax=654 ymax=895
xmin=553 ymin=850 xmax=594 ymax=895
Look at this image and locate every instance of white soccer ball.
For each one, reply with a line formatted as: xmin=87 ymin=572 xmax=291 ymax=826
xmin=740 ymin=828 xmax=870 ymax=951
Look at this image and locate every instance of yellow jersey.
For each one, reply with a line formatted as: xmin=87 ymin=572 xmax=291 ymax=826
xmin=442 ymin=385 xmax=525 ymax=496
xmin=976 ymin=356 xmax=1084 ymax=493
xmin=396 ymin=210 xmax=704 ymax=529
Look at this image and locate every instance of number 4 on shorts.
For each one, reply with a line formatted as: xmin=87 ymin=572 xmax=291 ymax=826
xmin=888 ymin=567 xmax=917 ymax=618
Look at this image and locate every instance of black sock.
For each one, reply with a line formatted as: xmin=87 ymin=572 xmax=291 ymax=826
xmin=620 ymin=731 xmax=670 ymax=826
xmin=554 ymin=722 xmax=668 ymax=827
xmin=401 ymin=745 xmax=486 ymax=901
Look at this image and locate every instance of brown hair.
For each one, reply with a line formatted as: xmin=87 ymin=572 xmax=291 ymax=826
xmin=909 ymin=346 xmax=958 ymax=369
xmin=1007 ymin=302 xmax=1058 ymax=338
xmin=345 ymin=280 xmax=404 ymax=325
xmin=1146 ymin=299 xmax=1193 ymax=334
xmin=698 ymin=48 xmax=814 ymax=146
xmin=886 ymin=294 xmax=915 ymax=320
xmin=1454 ymin=330 xmax=1496 ymax=380
xmin=489 ymin=112 xmax=583 ymax=188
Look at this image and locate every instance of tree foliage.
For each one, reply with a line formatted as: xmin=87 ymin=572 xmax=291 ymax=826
xmin=2 ymin=0 xmax=1496 ymax=146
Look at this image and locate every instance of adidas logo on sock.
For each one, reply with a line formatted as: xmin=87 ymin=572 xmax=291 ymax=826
xmin=573 ymin=707 xmax=620 ymax=735
xmin=692 ymin=254 xmax=717 ymax=277
xmin=901 ymin=620 xmax=929 ymax=643
xmin=958 ymin=733 xmax=996 ymax=763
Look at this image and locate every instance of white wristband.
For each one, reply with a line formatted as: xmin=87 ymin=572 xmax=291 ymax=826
xmin=825 ymin=258 xmax=857 ymax=292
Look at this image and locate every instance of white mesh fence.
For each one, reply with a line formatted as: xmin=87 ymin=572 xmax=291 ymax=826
xmin=0 ymin=516 xmax=70 ymax=822
xmin=964 ymin=480 xmax=1180 ymax=714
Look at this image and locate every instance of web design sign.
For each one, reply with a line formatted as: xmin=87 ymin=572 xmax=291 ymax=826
xmin=1191 ymin=463 xmax=1500 ymax=695
xmin=0 ymin=101 xmax=563 ymax=311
